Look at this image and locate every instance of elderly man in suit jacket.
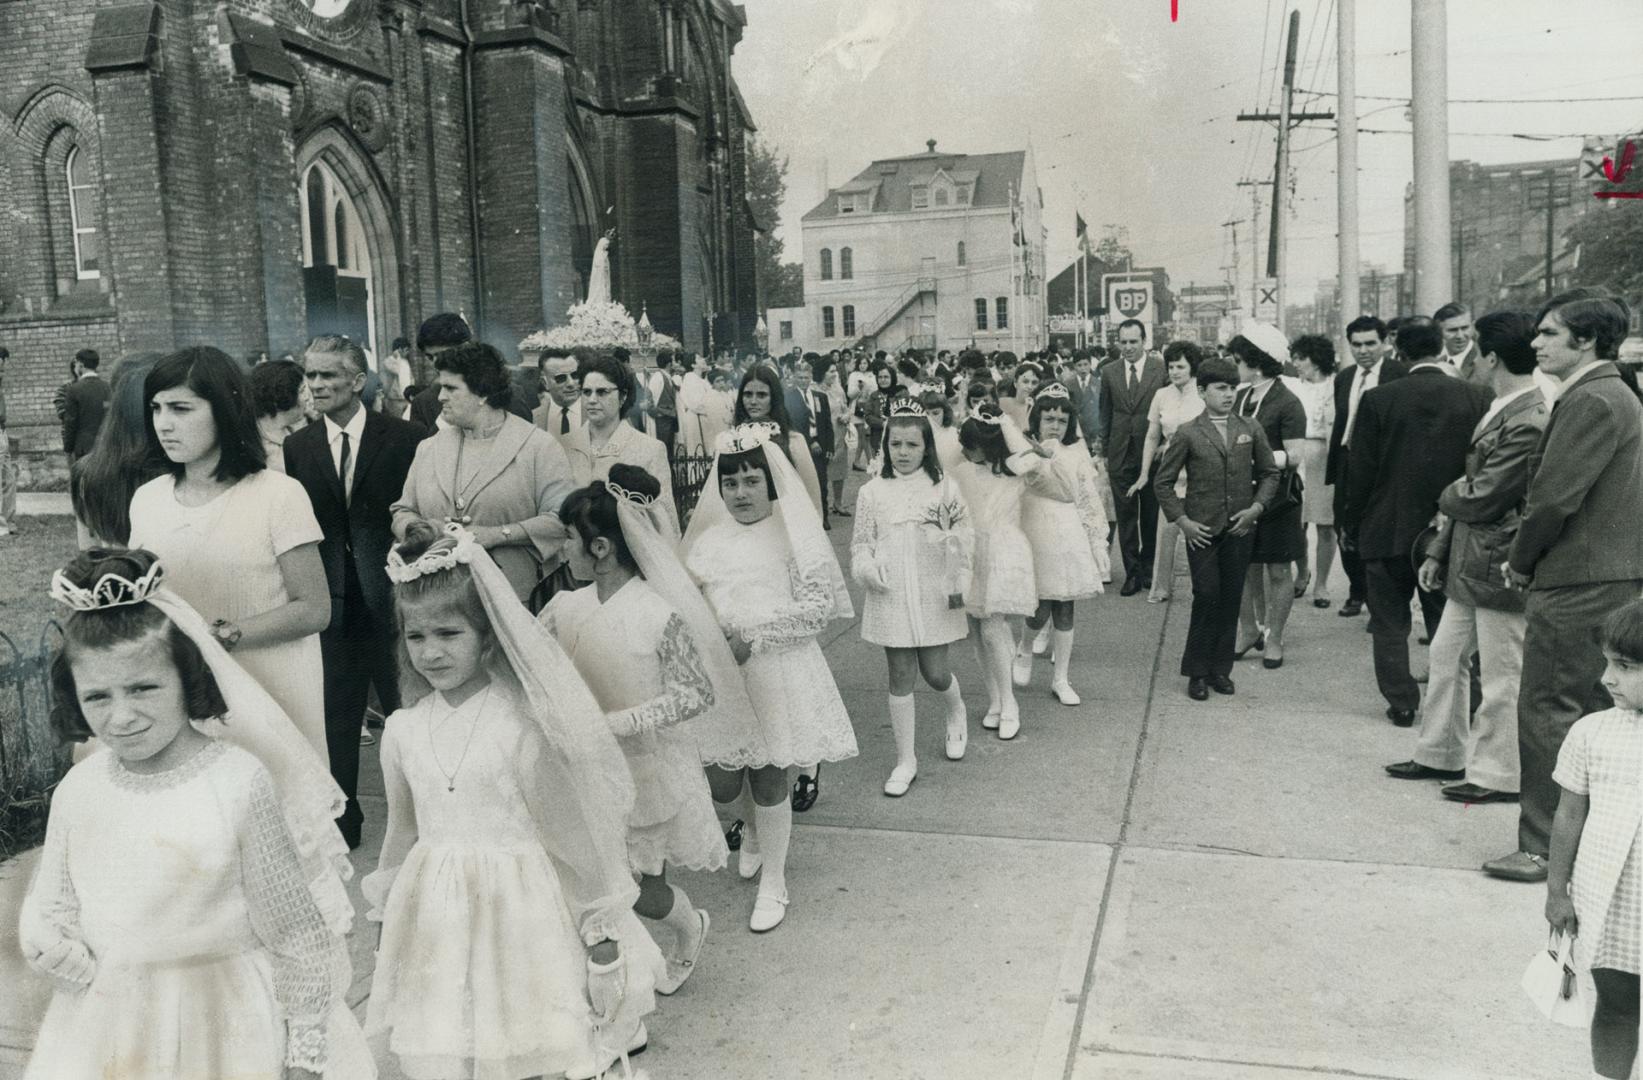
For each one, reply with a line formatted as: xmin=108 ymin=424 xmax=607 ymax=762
xmin=786 ymin=356 xmax=835 ymax=525
xmin=285 ymin=335 xmax=429 ymax=848
xmin=1484 ymin=293 xmax=1643 ymax=883
xmin=61 ymin=348 xmax=110 ymax=462
xmin=1327 ymin=316 xmax=1407 ymax=615
xmin=1099 ymin=319 xmax=1169 ymax=595
xmin=1154 ymin=357 xmax=1280 ymax=701
xmin=1344 ymin=318 xmax=1491 ymax=727
xmin=1388 ymin=311 xmax=1549 ymax=801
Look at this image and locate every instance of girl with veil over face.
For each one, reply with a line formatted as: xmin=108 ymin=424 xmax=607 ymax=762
xmin=681 ymin=424 xmax=857 ymax=933
xmin=363 ymin=525 xmax=664 ymax=1080
xmin=23 ymin=548 xmax=371 ymax=1080
xmin=544 ymin=463 xmax=754 ymax=993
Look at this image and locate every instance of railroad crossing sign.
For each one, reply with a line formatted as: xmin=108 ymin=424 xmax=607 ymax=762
xmin=1254 ymin=277 xmax=1279 ymax=322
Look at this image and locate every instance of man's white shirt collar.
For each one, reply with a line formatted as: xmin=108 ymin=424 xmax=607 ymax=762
xmin=324 ymin=405 xmax=367 ymax=445
xmin=1478 ymin=383 xmax=1539 ymax=430
xmin=1559 ymin=360 xmax=1605 ymax=394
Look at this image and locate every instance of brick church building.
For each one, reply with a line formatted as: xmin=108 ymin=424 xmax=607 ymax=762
xmin=0 ymin=0 xmax=761 ymax=454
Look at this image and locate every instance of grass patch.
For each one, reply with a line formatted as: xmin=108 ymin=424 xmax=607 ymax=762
xmin=0 ymin=514 xmax=77 ymax=647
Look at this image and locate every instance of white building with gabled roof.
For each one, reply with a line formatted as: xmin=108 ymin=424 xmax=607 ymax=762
xmin=780 ymin=140 xmax=1046 ymax=355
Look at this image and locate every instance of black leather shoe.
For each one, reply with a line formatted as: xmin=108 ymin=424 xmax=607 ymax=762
xmin=1262 ymin=656 xmax=1284 ymax=670
xmin=1386 ymin=707 xmax=1416 ymax=727
xmin=1187 ymin=677 xmax=1209 ymax=700
xmin=792 ymin=768 xmax=820 ymax=812
xmin=1208 ymin=674 xmax=1235 ymax=695
xmin=1120 ymin=578 xmax=1142 ymax=597
xmin=725 ymin=819 xmax=744 ymax=851
xmin=1312 ymin=598 xmax=1332 ymax=609
xmin=1384 ymin=760 xmax=1465 ymax=781
xmin=1233 ymin=632 xmax=1265 ymax=660
xmin=1338 ymin=599 xmax=1364 ymax=617
xmin=1442 ymin=782 xmax=1519 ymax=804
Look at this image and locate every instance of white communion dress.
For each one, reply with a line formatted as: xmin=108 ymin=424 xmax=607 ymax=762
xmin=19 ymin=740 xmax=372 ymax=1080
xmin=363 ymin=687 xmax=662 ymax=1080
xmin=952 ymin=452 xmax=1042 ymax=619
xmin=544 ymin=577 xmax=729 ymax=875
xmin=851 ymin=470 xmax=975 ymax=647
xmin=685 ymin=515 xmax=858 ymax=769
xmin=1021 ymin=442 xmax=1110 ymax=601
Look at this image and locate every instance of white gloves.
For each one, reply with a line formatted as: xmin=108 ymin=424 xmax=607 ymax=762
xmin=31 ymin=936 xmax=96 ymax=987
xmin=586 ymin=954 xmax=627 ymax=1026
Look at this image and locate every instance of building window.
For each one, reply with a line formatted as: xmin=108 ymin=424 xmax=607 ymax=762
xmin=838 ymin=194 xmax=861 ymax=214
xmin=842 ymin=304 xmax=856 ymax=337
xmin=820 ymin=248 xmax=832 ymax=280
xmin=66 ymin=146 xmax=101 ymax=280
xmin=996 ymin=297 xmax=1009 ymax=330
xmin=911 ymin=187 xmax=929 ymax=209
xmin=974 ymin=298 xmax=988 ymax=331
xmin=780 ymin=320 xmax=793 ymax=341
xmin=956 ymin=184 xmax=971 ymax=205
xmin=934 ymin=187 xmax=949 ymax=207
xmin=957 ymin=241 xmax=966 ymax=266
xmin=840 ymin=247 xmax=853 ymax=280
xmin=822 ymin=306 xmax=836 ymax=338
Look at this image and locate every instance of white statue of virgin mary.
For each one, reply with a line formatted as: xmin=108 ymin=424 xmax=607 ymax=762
xmin=586 ymin=227 xmax=615 ymax=306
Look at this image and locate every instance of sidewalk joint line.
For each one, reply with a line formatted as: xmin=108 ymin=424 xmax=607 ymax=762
xmin=1085 ymin=1045 xmax=1415 ymax=1080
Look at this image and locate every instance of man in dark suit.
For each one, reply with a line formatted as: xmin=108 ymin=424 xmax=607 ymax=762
xmin=1390 ymin=310 xmax=1549 ymax=801
xmin=60 ymin=348 xmax=109 ymax=462
xmin=1327 ymin=315 xmax=1407 ymax=616
xmin=1344 ymin=317 xmax=1490 ymax=726
xmin=1435 ymin=302 xmax=1480 ymax=383
xmin=1153 ymin=356 xmax=1279 ymax=700
xmin=1485 ymin=292 xmax=1643 ymax=883
xmin=408 ymin=312 xmax=473 ymax=430
xmin=1097 ymin=319 xmax=1169 ymax=595
xmin=285 ymin=334 xmax=429 ymax=848
xmin=785 ymin=354 xmax=835 ymax=527
xmin=1065 ymin=349 xmax=1102 ymax=454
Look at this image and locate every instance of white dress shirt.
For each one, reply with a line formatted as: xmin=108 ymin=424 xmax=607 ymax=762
xmin=1476 ymin=382 xmax=1542 ymax=435
xmin=1342 ymin=357 xmax=1385 ymax=448
xmin=323 ymin=405 xmax=367 ymax=503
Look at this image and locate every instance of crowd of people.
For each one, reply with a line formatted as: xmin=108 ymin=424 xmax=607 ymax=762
xmin=6 ymin=287 xmax=1640 ymax=1080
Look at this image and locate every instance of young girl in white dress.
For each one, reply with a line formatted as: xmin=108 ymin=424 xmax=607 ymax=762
xmin=23 ymin=548 xmax=371 ymax=1080
xmin=1546 ymin=601 xmax=1642 ymax=1080
xmin=365 ymin=525 xmax=664 ymax=1080
xmin=546 ymin=463 xmax=756 ymax=993
xmin=682 ymin=424 xmax=857 ymax=932
xmin=851 ymin=401 xmax=974 ymax=796
xmin=1013 ymin=383 xmax=1110 ymax=706
xmin=951 ymin=403 xmax=1052 ymax=740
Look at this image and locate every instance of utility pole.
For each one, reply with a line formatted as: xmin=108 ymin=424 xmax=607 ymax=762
xmin=1527 ymin=168 xmax=1572 ymax=299
xmin=1236 ymin=180 xmax=1275 ymax=318
xmin=1336 ymin=0 xmax=1360 ymax=329
xmin=1411 ymin=0 xmax=1451 ymax=313
xmin=1238 ymin=9 xmax=1331 ymax=333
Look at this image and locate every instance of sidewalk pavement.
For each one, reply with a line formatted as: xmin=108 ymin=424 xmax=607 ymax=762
xmin=343 ymin=479 xmax=1588 ymax=1080
xmin=13 ymin=493 xmax=71 ymax=516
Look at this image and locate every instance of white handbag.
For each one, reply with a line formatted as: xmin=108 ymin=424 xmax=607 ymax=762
xmin=1521 ymin=930 xmax=1592 ymax=1028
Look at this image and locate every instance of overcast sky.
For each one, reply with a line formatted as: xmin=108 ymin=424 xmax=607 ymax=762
xmin=733 ymin=0 xmax=1643 ymax=305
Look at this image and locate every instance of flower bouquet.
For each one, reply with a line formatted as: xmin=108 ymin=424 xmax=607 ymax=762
xmin=920 ymin=496 xmax=969 ymax=608
xmin=518 ymin=300 xmax=681 ymax=357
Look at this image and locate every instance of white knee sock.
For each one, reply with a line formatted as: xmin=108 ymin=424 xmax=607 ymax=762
xmin=888 ymin=692 xmax=917 ymax=772
xmin=940 ymin=675 xmax=965 ymax=728
xmin=1053 ymin=628 xmax=1076 ymax=686
xmin=978 ymin=633 xmax=1002 ymax=713
xmin=1015 ymin=627 xmax=1036 ymax=661
xmin=751 ymin=799 xmax=792 ymax=899
xmin=986 ymin=620 xmax=1017 ymax=715
xmin=658 ymin=883 xmax=701 ymax=957
xmin=737 ymin=779 xmax=759 ymax=854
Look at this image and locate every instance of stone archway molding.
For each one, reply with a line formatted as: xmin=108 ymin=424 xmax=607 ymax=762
xmin=294 ymin=122 xmax=402 ymax=363
xmin=11 ymin=84 xmax=99 ymax=157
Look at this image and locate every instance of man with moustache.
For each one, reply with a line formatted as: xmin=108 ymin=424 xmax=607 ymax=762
xmin=1327 ymin=316 xmax=1407 ymax=616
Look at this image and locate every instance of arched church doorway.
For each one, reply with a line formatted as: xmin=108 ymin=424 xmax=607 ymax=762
xmin=299 ymin=159 xmax=376 ymax=359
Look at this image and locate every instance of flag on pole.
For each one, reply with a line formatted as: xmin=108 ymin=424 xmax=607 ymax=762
xmin=1076 ymin=212 xmax=1090 ymax=253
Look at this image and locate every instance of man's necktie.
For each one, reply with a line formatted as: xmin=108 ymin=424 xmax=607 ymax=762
xmin=337 ymin=431 xmax=351 ymax=504
xmin=1127 ymin=364 xmax=1137 ymax=393
xmin=560 ymin=407 xmax=571 ymax=435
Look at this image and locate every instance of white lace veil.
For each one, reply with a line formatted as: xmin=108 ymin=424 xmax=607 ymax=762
xmin=607 ymin=481 xmax=761 ymax=736
xmin=390 ymin=526 xmax=640 ymax=942
xmin=680 ymin=422 xmax=853 ymax=620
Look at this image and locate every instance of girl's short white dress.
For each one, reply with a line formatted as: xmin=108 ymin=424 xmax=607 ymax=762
xmin=1554 ymin=708 xmax=1641 ymax=974
xmin=545 ymin=577 xmax=729 ymax=875
xmin=851 ymin=471 xmax=974 ymax=647
xmin=952 ymin=455 xmax=1040 ymax=618
xmin=364 ymin=690 xmax=663 ymax=1079
xmin=1022 ymin=443 xmax=1110 ymax=601
xmin=20 ymin=741 xmax=372 ymax=1080
xmin=685 ymin=516 xmax=858 ymax=769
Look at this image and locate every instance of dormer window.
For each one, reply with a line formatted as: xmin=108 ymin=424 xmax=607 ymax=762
xmin=955 ymin=184 xmax=971 ymax=205
xmin=933 ymin=187 xmax=949 ymax=207
xmin=911 ymin=187 xmax=929 ymax=210
xmin=838 ymin=193 xmax=864 ymax=214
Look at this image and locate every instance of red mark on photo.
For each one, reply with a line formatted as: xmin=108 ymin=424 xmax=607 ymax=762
xmin=1172 ymin=0 xmax=1179 ymax=20
xmin=1594 ymin=140 xmax=1640 ymax=200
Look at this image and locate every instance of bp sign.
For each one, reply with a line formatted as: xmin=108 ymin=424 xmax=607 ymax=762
xmin=1102 ymin=276 xmax=1155 ymax=335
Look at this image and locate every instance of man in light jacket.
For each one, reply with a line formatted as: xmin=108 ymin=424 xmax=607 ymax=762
xmin=1387 ymin=310 xmax=1549 ymax=802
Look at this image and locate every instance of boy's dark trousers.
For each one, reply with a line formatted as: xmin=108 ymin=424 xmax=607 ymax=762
xmin=1180 ymin=529 xmax=1256 ymax=678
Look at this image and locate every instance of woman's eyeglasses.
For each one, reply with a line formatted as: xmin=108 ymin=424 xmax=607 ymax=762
xmin=581 ymin=386 xmax=619 ymax=399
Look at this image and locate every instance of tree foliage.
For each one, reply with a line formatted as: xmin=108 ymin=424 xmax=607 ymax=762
xmin=748 ymin=138 xmax=803 ymax=309
xmin=1569 ymin=200 xmax=1643 ymax=299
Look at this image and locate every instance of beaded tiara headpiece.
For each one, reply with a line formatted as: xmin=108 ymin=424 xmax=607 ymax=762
xmin=50 ymin=560 xmax=166 ymax=611
xmin=1034 ymin=383 xmax=1072 ymax=402
xmin=604 ymin=478 xmax=656 ymax=506
xmin=716 ymin=422 xmax=780 ymax=454
xmin=970 ymin=406 xmax=1004 ymax=427
xmin=385 ymin=523 xmax=481 ymax=584
xmin=888 ymin=400 xmax=927 ymax=417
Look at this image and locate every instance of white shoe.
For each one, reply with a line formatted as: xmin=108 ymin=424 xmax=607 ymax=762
xmin=981 ymin=709 xmax=1001 ymax=731
xmin=1032 ymin=624 xmax=1051 ymax=655
xmin=359 ymin=725 xmax=375 ymax=746
xmin=883 ymin=764 xmax=917 ymax=797
xmin=1011 ymin=653 xmax=1033 ymax=687
xmin=565 ymin=1022 xmax=648 ymax=1080
xmin=1051 ymin=680 xmax=1082 ymax=707
xmin=997 ymin=707 xmax=1021 ymax=741
xmin=750 ymin=888 xmax=788 ymax=933
xmin=738 ymin=849 xmax=764 ymax=880
xmin=945 ymin=708 xmax=968 ymax=760
xmin=656 ymin=909 xmax=709 ymax=995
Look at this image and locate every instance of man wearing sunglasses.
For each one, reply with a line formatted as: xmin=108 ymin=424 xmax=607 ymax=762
xmin=531 ymin=347 xmax=585 ymax=452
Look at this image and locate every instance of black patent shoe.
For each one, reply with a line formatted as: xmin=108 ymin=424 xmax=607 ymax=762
xmin=725 ymin=819 xmax=744 ymax=851
xmin=792 ymin=767 xmax=821 ymax=813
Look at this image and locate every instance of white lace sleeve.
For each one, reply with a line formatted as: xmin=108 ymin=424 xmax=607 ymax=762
xmin=240 ymin=767 xmax=338 ymax=1073
xmin=746 ymin=559 xmax=833 ymax=654
xmin=361 ymin=723 xmax=418 ymax=921
xmin=1023 ymin=454 xmax=1075 ymax=501
xmin=1073 ymin=456 xmax=1111 ymax=584
xmin=849 ymin=485 xmax=883 ymax=589
xmin=18 ymin=796 xmax=96 ymax=988
xmin=609 ymin=614 xmax=715 ymax=737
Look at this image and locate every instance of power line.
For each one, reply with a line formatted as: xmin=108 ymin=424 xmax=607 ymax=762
xmin=1299 ymin=90 xmax=1643 ymax=104
xmin=1357 ymin=126 xmax=1610 ymax=141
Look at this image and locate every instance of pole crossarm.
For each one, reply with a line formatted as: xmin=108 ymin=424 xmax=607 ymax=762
xmin=1236 ymin=111 xmax=1336 ymax=122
